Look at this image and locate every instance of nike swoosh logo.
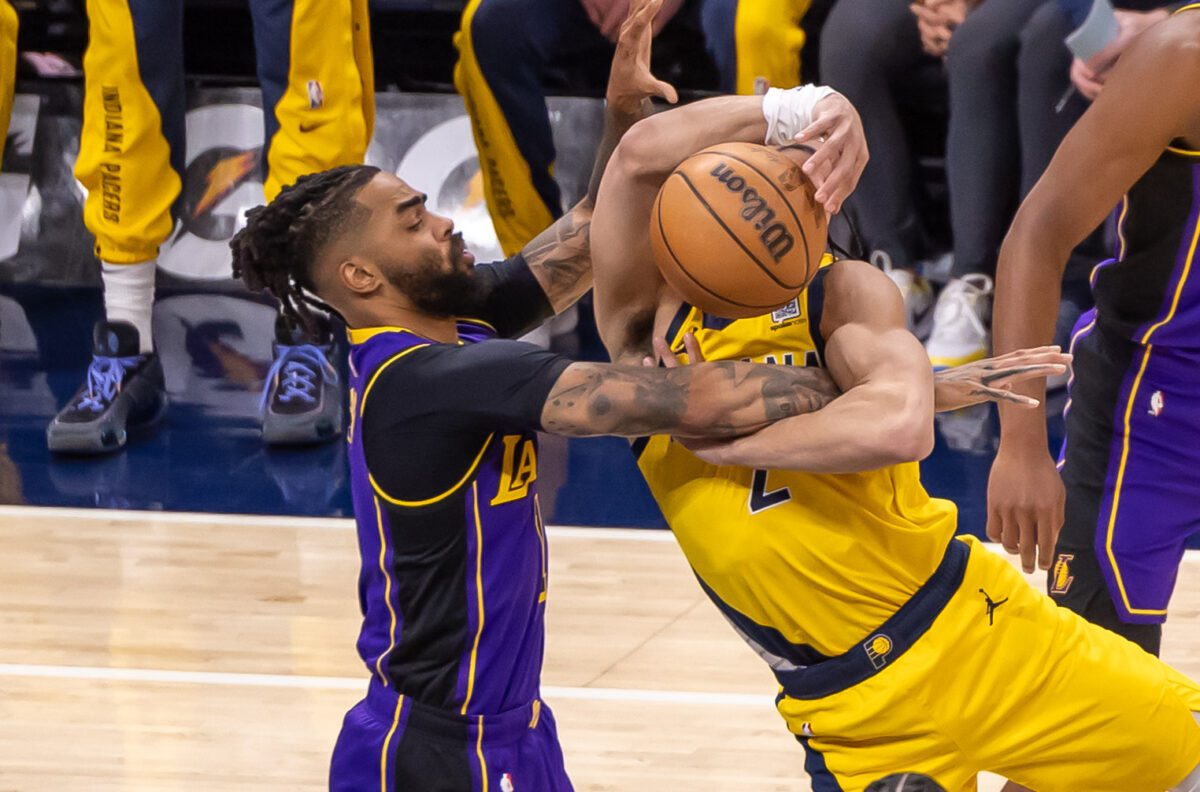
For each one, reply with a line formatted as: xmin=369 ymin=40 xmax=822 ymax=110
xmin=299 ymin=121 xmax=327 ymax=133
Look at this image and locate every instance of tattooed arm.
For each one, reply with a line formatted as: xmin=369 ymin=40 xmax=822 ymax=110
xmin=541 ymin=358 xmax=838 ymax=438
xmin=522 ymin=0 xmax=676 ymax=314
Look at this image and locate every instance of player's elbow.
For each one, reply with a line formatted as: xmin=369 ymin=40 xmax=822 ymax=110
xmin=873 ymin=390 xmax=935 ymax=464
xmin=611 ymin=117 xmax=671 ymax=180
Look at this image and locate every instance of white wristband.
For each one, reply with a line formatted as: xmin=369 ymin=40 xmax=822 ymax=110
xmin=762 ymin=85 xmax=838 ymax=146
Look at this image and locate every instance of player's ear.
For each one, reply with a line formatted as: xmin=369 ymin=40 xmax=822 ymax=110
xmin=339 ymin=256 xmax=381 ymax=296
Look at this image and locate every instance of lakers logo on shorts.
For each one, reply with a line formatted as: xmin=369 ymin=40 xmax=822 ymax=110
xmin=1050 ymin=554 xmax=1075 ymax=596
xmin=864 ymin=634 xmax=893 ymax=670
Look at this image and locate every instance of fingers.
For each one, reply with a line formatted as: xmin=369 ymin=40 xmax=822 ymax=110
xmin=794 ymin=115 xmax=836 ymax=146
xmin=682 ymin=330 xmax=705 ymax=362
xmin=654 ymin=78 xmax=679 ymax=104
xmin=1037 ymin=508 xmax=1058 ymax=571
xmin=1017 ymin=513 xmax=1037 ymax=574
xmin=981 ymin=386 xmax=1040 ymax=408
xmin=652 ymin=337 xmax=678 ymax=368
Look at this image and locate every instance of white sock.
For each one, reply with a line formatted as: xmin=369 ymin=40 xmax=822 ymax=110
xmin=101 ymin=259 xmax=156 ymax=354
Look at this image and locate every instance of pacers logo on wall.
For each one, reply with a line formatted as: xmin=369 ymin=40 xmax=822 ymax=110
xmin=1050 ymin=554 xmax=1075 ymax=596
xmin=159 ymin=103 xmax=266 ymax=281
xmin=863 ymin=634 xmax=893 ymax=670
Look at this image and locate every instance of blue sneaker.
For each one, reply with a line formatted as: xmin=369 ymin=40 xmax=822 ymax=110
xmin=261 ymin=316 xmax=342 ymax=445
xmin=47 ymin=321 xmax=167 ymax=455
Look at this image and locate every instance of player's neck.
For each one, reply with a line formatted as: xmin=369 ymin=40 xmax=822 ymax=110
xmin=348 ymin=299 xmax=460 ymax=344
xmin=395 ymin=311 xmax=460 ymax=344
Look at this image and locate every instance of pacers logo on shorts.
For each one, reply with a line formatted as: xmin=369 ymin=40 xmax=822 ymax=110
xmin=863 ymin=634 xmax=893 ymax=670
xmin=1050 ymin=554 xmax=1075 ymax=596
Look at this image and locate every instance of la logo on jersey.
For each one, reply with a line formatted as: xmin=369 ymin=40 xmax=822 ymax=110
xmin=863 ymin=634 xmax=893 ymax=670
xmin=1149 ymin=390 xmax=1165 ymax=417
xmin=1050 ymin=554 xmax=1075 ymax=595
xmin=492 ymin=434 xmax=538 ymax=506
xmin=500 ymin=772 xmax=515 ymax=792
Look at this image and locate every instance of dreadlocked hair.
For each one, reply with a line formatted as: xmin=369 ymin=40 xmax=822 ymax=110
xmin=231 ymin=164 xmax=381 ymax=337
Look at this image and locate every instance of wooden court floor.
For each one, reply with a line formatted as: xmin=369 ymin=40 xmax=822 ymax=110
xmin=0 ymin=506 xmax=1197 ymax=792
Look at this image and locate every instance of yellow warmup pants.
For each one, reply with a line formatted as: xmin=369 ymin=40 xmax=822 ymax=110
xmin=454 ymin=0 xmax=810 ymax=256
xmin=0 ymin=0 xmax=16 ymax=165
xmin=74 ymin=0 xmax=374 ymax=265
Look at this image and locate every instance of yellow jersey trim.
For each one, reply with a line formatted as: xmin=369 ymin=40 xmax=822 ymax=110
xmin=1174 ymin=2 xmax=1200 ymax=14
xmin=368 ymin=434 xmax=495 ymax=508
xmin=373 ymin=496 xmax=400 ymax=684
xmin=380 ymin=693 xmax=404 ymax=792
xmin=475 ymin=715 xmax=489 ymax=791
xmin=458 ymin=317 xmax=499 ymax=332
xmin=360 ymin=343 xmax=493 ymax=507
xmin=461 ymin=483 xmax=487 ymax=715
xmin=348 ymin=325 xmax=415 ymax=345
xmin=1105 ymin=346 xmax=1168 ymax=615
xmin=1166 ymin=144 xmax=1200 ymax=157
xmin=1103 ymin=202 xmax=1200 ymax=616
xmin=1138 ymin=208 xmax=1200 ymax=344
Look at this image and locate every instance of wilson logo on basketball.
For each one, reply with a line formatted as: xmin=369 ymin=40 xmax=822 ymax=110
xmin=710 ymin=163 xmax=795 ymax=262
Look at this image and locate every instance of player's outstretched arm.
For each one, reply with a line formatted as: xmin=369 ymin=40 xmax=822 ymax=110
xmin=675 ymin=261 xmax=936 ymax=472
xmin=989 ymin=18 xmax=1200 ymax=571
xmin=539 ymin=357 xmax=839 ymax=439
xmin=520 ymin=0 xmax=676 ymax=316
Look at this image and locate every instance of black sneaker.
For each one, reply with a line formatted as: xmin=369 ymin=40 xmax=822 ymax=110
xmin=260 ymin=314 xmax=342 ymax=445
xmin=46 ymin=321 xmax=167 ymax=455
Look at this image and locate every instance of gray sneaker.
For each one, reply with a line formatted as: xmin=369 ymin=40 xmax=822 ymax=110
xmin=260 ymin=316 xmax=342 ymax=445
xmin=47 ymin=321 xmax=167 ymax=455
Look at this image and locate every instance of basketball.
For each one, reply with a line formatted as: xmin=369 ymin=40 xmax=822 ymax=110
xmin=649 ymin=142 xmax=828 ymax=319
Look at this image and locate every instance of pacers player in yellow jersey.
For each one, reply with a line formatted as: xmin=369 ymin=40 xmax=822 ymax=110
xmin=590 ymin=92 xmax=1200 ymax=790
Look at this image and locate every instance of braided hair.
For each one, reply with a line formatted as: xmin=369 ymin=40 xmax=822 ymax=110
xmin=231 ymin=164 xmax=381 ymax=337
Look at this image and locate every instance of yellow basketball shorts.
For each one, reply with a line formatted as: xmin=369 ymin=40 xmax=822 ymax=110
xmin=775 ymin=536 xmax=1200 ymax=791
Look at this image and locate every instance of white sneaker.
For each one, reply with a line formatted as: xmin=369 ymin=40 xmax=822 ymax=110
xmin=872 ymin=251 xmax=934 ymax=340
xmin=925 ymin=274 xmax=993 ymax=370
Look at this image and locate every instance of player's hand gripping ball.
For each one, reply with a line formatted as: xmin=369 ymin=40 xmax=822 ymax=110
xmin=649 ymin=142 xmax=828 ymax=319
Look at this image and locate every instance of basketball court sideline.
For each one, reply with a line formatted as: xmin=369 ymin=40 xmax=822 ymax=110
xmin=1 ymin=505 xmax=1197 ymax=791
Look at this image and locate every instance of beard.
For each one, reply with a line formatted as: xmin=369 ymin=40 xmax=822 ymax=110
xmin=386 ymin=234 xmax=482 ymax=318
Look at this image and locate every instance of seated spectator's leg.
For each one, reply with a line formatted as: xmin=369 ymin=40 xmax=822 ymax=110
xmin=250 ymin=0 xmax=375 ymax=203
xmin=819 ymin=0 xmax=942 ymax=334
xmin=928 ymin=0 xmax=1045 ymax=369
xmin=0 ymin=0 xmax=15 ymax=163
xmin=455 ymin=0 xmax=604 ymax=255
xmin=49 ymin=0 xmax=183 ymax=453
xmin=701 ymin=0 xmax=810 ymax=93
xmin=248 ymin=0 xmax=375 ymax=445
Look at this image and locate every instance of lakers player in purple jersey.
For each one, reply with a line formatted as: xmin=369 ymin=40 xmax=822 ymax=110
xmin=989 ymin=5 xmax=1200 ymax=662
xmin=224 ymin=2 xmax=887 ymax=789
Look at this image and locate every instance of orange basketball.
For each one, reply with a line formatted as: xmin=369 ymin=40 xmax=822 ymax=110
xmin=649 ymin=142 xmax=828 ymax=319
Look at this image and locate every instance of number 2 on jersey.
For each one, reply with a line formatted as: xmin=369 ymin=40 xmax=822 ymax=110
xmin=749 ymin=469 xmax=792 ymax=514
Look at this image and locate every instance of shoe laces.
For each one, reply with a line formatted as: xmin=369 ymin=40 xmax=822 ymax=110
xmin=262 ymin=344 xmax=338 ymax=410
xmin=76 ymin=355 xmax=141 ymax=413
xmin=932 ymin=275 xmax=992 ymax=340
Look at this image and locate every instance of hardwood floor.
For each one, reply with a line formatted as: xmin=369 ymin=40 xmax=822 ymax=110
xmin=0 ymin=507 xmax=1195 ymax=791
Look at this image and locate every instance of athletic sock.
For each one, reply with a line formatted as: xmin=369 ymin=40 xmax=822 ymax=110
xmin=101 ymin=259 xmax=156 ymax=354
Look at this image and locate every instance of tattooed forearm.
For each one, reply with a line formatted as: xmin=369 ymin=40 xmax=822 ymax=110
xmin=541 ymin=360 xmax=841 ymax=438
xmin=524 ymin=208 xmax=593 ymax=312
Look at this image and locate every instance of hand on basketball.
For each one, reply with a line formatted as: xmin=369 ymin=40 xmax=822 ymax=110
xmin=605 ymin=0 xmax=679 ymax=114
xmin=987 ymin=443 xmax=1066 ymax=573
xmin=932 ymin=345 xmax=1071 ymax=412
xmin=793 ymin=94 xmax=868 ymax=216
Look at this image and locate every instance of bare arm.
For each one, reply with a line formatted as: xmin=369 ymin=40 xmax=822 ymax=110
xmin=995 ymin=22 xmax=1200 ymax=450
xmin=683 ymin=261 xmax=935 ymax=472
xmin=988 ymin=20 xmax=1200 ymax=571
xmin=593 ymin=95 xmax=771 ymax=364
xmin=539 ymin=358 xmax=838 ymax=439
xmin=523 ymin=0 xmax=676 ymax=314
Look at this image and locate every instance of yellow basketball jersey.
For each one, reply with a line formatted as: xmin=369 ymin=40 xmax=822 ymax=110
xmin=636 ymin=265 xmax=958 ymax=661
